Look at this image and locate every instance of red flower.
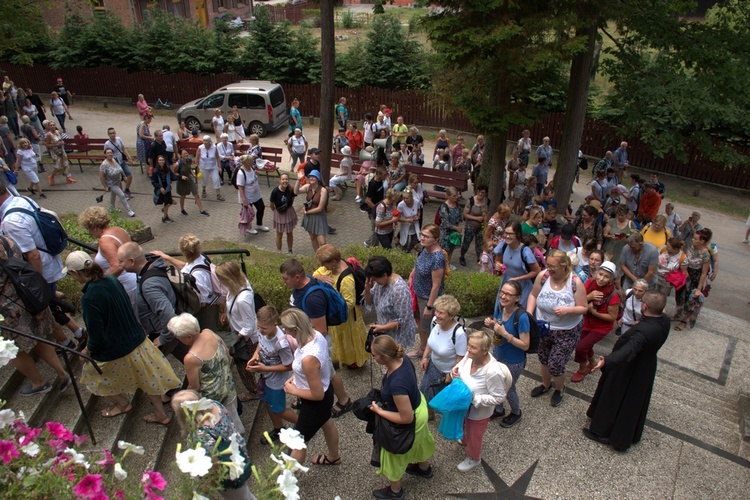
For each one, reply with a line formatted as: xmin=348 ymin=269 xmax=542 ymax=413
xmin=0 ymin=440 xmax=20 ymax=464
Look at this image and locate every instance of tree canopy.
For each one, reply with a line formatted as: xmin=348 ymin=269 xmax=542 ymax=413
xmin=0 ymin=0 xmax=50 ymax=65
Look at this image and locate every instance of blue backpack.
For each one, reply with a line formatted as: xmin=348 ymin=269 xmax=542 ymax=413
xmin=4 ymin=197 xmax=68 ymax=255
xmin=301 ymin=278 xmax=349 ymax=327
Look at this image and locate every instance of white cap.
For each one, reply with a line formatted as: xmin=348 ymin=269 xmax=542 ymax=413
xmin=64 ymin=250 xmax=93 ymax=274
xmin=599 ymin=261 xmax=617 ymax=275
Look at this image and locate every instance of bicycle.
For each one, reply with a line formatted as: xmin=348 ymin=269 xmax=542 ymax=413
xmin=153 ymin=97 xmax=174 ymax=110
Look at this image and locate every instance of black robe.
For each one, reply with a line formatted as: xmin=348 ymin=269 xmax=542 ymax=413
xmin=586 ymin=314 xmax=670 ymax=451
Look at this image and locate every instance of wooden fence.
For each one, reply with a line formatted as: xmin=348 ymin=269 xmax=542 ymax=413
xmin=265 ymin=1 xmax=312 ymax=24
xmin=2 ymin=62 xmax=747 ymax=189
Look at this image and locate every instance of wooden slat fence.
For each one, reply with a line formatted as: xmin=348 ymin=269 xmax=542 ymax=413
xmin=2 ymin=62 xmax=747 ymax=189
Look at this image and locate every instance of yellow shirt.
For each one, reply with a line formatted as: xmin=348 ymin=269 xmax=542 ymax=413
xmin=640 ymin=226 xmax=670 ymax=250
xmin=392 ymin=124 xmax=408 ymax=142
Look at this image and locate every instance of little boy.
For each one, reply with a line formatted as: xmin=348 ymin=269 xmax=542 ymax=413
xmin=333 ymin=128 xmax=349 ymax=154
xmin=247 ymin=305 xmax=297 ymax=444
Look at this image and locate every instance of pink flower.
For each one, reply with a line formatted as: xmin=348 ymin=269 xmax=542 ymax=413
xmin=46 ymin=421 xmax=74 ymax=441
xmin=73 ymin=433 xmax=88 ymax=446
xmin=13 ymin=420 xmax=34 ymax=435
xmin=141 ymin=471 xmax=167 ymax=491
xmin=144 ymin=493 xmax=164 ymax=500
xmin=17 ymin=427 xmax=42 ymax=446
xmin=0 ymin=440 xmax=20 ymax=464
xmin=96 ymin=449 xmax=115 ymax=467
xmin=114 ymin=491 xmax=124 ymax=500
xmin=90 ymin=492 xmax=109 ymax=500
xmin=72 ymin=474 xmax=104 ymax=498
xmin=47 ymin=438 xmax=69 ymax=454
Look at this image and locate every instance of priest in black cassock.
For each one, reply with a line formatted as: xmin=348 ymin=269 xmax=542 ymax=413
xmin=583 ymin=290 xmax=670 ymax=451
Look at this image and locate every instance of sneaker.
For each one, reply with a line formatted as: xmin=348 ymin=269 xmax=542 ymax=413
xmin=124 ymin=188 xmax=132 ymax=198
xmin=66 ymin=177 xmax=77 ymax=184
xmin=59 ymin=375 xmax=72 ymax=393
xmin=550 ymin=389 xmax=564 ymax=407
xmin=48 ymin=175 xmax=55 ymax=186
xmin=744 ymin=239 xmax=750 ymax=244
xmin=530 ymin=384 xmax=552 ymax=397
xmin=40 ymin=193 xmax=47 ymax=199
xmin=201 ymin=191 xmax=207 ymax=199
xmin=355 ymin=196 xmax=363 ymax=203
xmin=500 ymin=410 xmax=522 ymax=428
xmin=490 ymin=407 xmax=506 ymax=420
xmin=406 ymin=348 xmax=424 ymax=359
xmin=127 ymin=210 xmax=136 ymax=218
xmin=364 ymin=241 xmax=371 ymax=248
xmin=257 ymin=225 xmax=270 ymax=232
xmin=38 ymin=165 xmax=46 ymax=173
xmin=217 ymin=194 xmax=225 ymax=201
xmin=19 ymin=382 xmax=52 ymax=397
xmin=26 ymin=187 xmax=36 ymax=195
xmin=200 ymin=211 xmax=210 ymax=216
xmin=328 ymin=226 xmax=336 ymax=234
xmin=248 ymin=228 xmax=258 ymax=235
xmin=162 ymin=217 xmax=174 ymax=224
xmin=181 ymin=210 xmax=189 ymax=216
xmin=457 ymin=457 xmax=482 ymax=473
xmin=372 ymin=486 xmax=405 ymax=499
xmin=405 ymin=463 xmax=433 ymax=479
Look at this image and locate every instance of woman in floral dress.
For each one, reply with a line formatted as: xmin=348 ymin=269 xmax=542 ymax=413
xmin=364 ymin=255 xmax=416 ymax=349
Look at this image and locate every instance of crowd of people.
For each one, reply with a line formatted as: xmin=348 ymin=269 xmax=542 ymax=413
xmin=0 ymin=85 xmax=737 ymax=499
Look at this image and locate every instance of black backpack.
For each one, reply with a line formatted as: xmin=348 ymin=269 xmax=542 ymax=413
xmin=510 ymin=308 xmax=541 ymax=354
xmin=0 ymin=237 xmax=52 ymax=314
xmin=430 ymin=316 xmax=466 ymax=345
xmin=230 ymin=164 xmax=245 ymax=190
xmin=139 ymin=257 xmax=201 ymax=315
xmin=4 ymin=197 xmax=68 ymax=255
xmin=335 ymin=262 xmax=366 ymax=321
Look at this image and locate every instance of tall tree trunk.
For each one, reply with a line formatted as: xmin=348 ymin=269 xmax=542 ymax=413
xmin=555 ymin=22 xmax=598 ymax=211
xmin=480 ymin=64 xmax=511 ymax=204
xmin=318 ymin=0 xmax=335 ymax=183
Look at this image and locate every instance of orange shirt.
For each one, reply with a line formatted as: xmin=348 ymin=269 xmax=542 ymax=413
xmin=638 ymin=191 xmax=661 ymax=219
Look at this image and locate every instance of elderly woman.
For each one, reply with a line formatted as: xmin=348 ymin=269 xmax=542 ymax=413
xmin=99 ymin=147 xmax=135 ymax=217
xmin=65 ymin=251 xmax=180 ymax=423
xmin=217 ymin=133 xmax=235 ymax=185
xmin=313 ymin=244 xmax=369 ymax=369
xmin=571 ymin=261 xmax=620 ymax=383
xmin=484 ymin=203 xmax=512 ymax=247
xmin=236 ymin=154 xmax=269 ymax=235
xmin=370 ymin=335 xmax=435 ymax=499
xmin=135 ymin=113 xmax=153 ymax=167
xmin=216 ymin=261 xmax=260 ymax=402
xmin=405 ymin=126 xmax=424 ymax=152
xmin=451 ymin=330 xmax=511 ymax=472
xmin=294 ymin=169 xmax=328 ymax=251
xmin=674 ymin=228 xmax=712 ymax=331
xmin=374 ymin=188 xmax=401 ymax=249
xmin=406 ymin=173 xmax=426 ymax=225
xmin=78 ymin=207 xmax=138 ymax=308
xmin=460 ymin=184 xmax=490 ymax=267
xmin=397 ymin=188 xmax=420 ymax=252
xmin=44 ymin=120 xmax=76 ymax=185
xmin=484 ymin=279 xmax=530 ymax=428
xmin=527 ymin=249 xmax=588 ymax=407
xmin=408 ymin=224 xmax=446 ymax=358
xmin=151 ymin=234 xmax=222 ymax=331
xmin=280 ymin=308 xmax=341 ymax=466
xmin=173 ymin=149 xmax=210 ymax=216
xmin=288 ymin=128 xmax=308 ymax=170
xmin=603 ymin=204 xmax=636 ymax=264
xmin=212 ymin=108 xmax=225 ymax=141
xmin=494 ymin=221 xmax=541 ymax=307
xmin=364 ymin=256 xmax=416 ymax=349
xmin=641 ymin=214 xmax=670 ymax=250
xmin=655 ymin=237 xmax=687 ymax=298
xmin=619 ymin=278 xmax=648 ymax=336
xmin=49 ymin=91 xmax=71 ymax=132
xmin=438 ymin=187 xmax=464 ymax=261
xmin=198 ymin=135 xmax=224 ymax=202
xmin=171 ymin=390 xmax=253 ymax=500
xmin=168 ymin=313 xmax=244 ymax=434
xmin=419 ymin=295 xmax=467 ymax=408
xmin=14 ymin=138 xmax=44 ymax=198
xmin=433 ymin=129 xmax=451 ymax=162
xmin=1 ymin=236 xmax=69 ymax=396
xmin=386 ymin=152 xmax=407 ymax=191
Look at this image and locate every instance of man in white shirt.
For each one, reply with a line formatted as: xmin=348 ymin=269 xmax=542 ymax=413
xmin=104 ymin=127 xmax=134 ymax=198
xmin=161 ymin=124 xmax=178 ymax=165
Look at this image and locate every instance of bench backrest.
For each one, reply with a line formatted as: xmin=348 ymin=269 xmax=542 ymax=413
xmin=404 ymin=164 xmax=469 ymax=191
xmin=63 ymin=138 xmax=109 ymax=153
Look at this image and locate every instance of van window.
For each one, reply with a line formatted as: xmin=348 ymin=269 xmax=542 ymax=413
xmin=202 ymin=94 xmax=224 ymax=109
xmin=228 ymin=94 xmax=248 ymax=108
xmin=247 ymin=94 xmax=265 ymax=109
xmin=270 ymin=87 xmax=285 ymax=108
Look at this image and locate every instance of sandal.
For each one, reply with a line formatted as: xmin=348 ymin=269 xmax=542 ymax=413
xmin=143 ymin=413 xmax=171 ymax=426
xmin=101 ymin=404 xmax=133 ymax=418
xmin=331 ymin=398 xmax=353 ymax=418
xmin=674 ymin=321 xmax=687 ymax=331
xmin=312 ymin=454 xmax=341 ymax=466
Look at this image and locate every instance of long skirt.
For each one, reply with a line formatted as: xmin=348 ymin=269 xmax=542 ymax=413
xmin=378 ymin=393 xmax=435 ymax=482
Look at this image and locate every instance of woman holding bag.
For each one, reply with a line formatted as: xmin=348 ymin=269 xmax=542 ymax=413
xmin=452 ymin=330 xmax=511 ymax=472
xmin=370 ymin=335 xmax=435 ymax=499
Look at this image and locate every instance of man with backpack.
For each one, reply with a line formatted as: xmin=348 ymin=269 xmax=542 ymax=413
xmin=280 ymin=258 xmax=353 ymax=418
xmin=0 ymin=185 xmax=86 ymax=351
xmin=117 ymin=242 xmax=187 ymax=362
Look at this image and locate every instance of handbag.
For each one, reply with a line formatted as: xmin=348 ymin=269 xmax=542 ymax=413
xmin=449 ymin=231 xmax=462 ymax=246
xmin=5 ymin=170 xmax=18 ymax=185
xmin=665 ymin=269 xmax=688 ymax=290
xmin=373 ymin=412 xmax=415 ymax=455
xmin=536 ymin=320 xmax=551 ymax=337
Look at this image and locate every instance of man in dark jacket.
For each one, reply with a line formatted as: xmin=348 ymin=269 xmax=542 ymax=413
xmin=583 ymin=290 xmax=670 ymax=451
xmin=117 ymin=241 xmax=187 ymax=362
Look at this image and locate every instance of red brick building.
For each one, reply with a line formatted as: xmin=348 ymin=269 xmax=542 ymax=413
xmin=41 ymin=0 xmax=254 ymax=30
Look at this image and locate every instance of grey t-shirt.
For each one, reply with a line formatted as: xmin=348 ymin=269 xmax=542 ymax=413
xmin=257 ymin=327 xmax=294 ymax=390
xmin=619 ymin=242 xmax=659 ymax=285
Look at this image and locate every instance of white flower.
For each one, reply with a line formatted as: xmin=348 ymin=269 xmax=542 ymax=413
xmin=278 ymin=428 xmax=306 ymax=451
xmin=64 ymin=447 xmax=90 ymax=469
xmin=225 ymin=434 xmax=246 ymax=479
xmin=223 ymin=459 xmax=245 ymax=480
xmin=21 ymin=442 xmax=40 ymax=457
xmin=270 ymin=453 xmax=284 ymax=466
xmin=0 ymin=408 xmax=15 ymax=429
xmin=276 ymin=469 xmax=300 ymax=500
xmin=0 ymin=337 xmax=19 ymax=367
xmin=113 ymin=462 xmax=128 ymax=481
xmin=17 ymin=410 xmax=26 ymax=423
xmin=176 ymin=445 xmax=213 ymax=477
xmin=280 ymin=452 xmax=309 ymax=473
xmin=181 ymin=398 xmax=215 ymax=412
xmin=192 ymin=493 xmax=209 ymax=500
xmin=117 ymin=440 xmax=145 ymax=455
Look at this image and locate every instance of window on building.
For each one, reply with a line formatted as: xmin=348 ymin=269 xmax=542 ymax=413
xmin=91 ymin=0 xmax=105 ymax=8
xmin=170 ymin=0 xmax=187 ymax=17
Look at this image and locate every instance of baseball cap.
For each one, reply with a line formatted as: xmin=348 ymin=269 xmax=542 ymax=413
xmin=309 ymin=148 xmax=320 ymax=154
xmin=560 ymin=224 xmax=575 ymax=241
xmin=64 ymin=251 xmax=93 ymax=274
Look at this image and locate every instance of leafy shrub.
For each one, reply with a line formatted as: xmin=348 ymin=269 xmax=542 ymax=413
xmin=301 ymin=9 xmax=322 ymax=28
xmin=341 ymin=10 xmax=359 ymax=29
xmin=444 ymin=271 xmax=502 ymax=318
xmin=60 ymin=212 xmax=145 ymax=247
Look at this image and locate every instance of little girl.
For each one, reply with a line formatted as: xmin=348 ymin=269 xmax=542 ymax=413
xmin=246 ymin=304 xmax=298 ymax=444
xmin=479 ymin=240 xmax=495 ymax=274
xmin=522 ymin=234 xmax=546 ymax=269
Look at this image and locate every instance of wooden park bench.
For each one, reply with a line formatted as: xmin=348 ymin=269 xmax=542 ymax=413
xmin=404 ymin=164 xmax=470 ymax=200
xmin=63 ymin=138 xmax=109 ymax=172
xmin=177 ymin=141 xmax=282 ymax=187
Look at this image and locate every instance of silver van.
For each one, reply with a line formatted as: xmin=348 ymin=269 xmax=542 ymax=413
xmin=176 ymin=81 xmax=288 ymax=137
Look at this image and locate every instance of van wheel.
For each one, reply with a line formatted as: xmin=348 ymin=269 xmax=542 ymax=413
xmin=186 ymin=117 xmax=201 ymax=133
xmin=249 ymin=121 xmax=267 ymax=138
